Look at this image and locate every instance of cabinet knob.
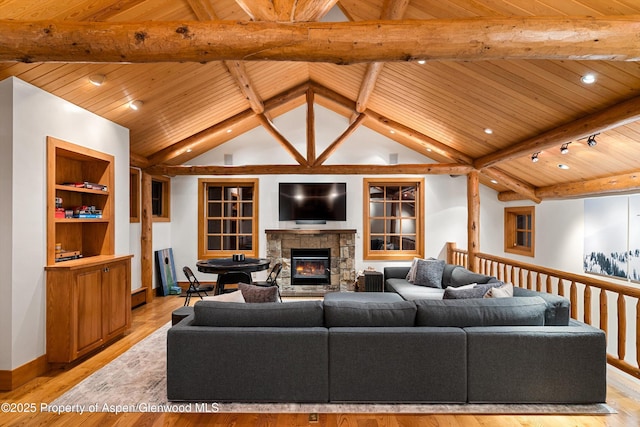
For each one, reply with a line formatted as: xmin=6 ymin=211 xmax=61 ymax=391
xmin=103 ymin=267 xmax=110 ymax=273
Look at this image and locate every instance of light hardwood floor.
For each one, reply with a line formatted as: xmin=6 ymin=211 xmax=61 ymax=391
xmin=1 ymin=294 xmax=639 ymax=427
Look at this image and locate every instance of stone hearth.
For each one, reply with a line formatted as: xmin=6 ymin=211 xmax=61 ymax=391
xmin=265 ymin=229 xmax=356 ymax=296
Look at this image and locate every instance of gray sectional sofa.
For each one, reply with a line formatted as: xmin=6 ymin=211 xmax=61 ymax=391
xmin=167 ymin=291 xmax=606 ymax=404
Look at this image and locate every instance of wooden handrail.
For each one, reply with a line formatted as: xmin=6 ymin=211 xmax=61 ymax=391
xmin=445 ymin=242 xmax=640 ymax=380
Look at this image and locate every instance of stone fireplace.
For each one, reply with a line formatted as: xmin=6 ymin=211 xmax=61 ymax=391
xmin=265 ymin=229 xmax=356 ymax=296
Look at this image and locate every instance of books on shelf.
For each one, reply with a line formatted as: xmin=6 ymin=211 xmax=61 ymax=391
xmin=62 ymin=182 xmax=108 ymax=191
xmin=55 ymin=250 xmax=82 ymax=262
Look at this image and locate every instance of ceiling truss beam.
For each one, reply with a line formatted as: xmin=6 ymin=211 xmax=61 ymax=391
xmin=2 ymin=17 xmax=640 ymax=64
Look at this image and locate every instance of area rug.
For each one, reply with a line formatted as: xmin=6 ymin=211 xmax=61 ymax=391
xmin=50 ymin=323 xmax=615 ymax=414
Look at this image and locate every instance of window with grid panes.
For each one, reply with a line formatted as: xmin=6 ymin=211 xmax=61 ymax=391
xmin=363 ymin=178 xmax=424 ymax=260
xmin=504 ymin=206 xmax=535 ymax=257
xmin=198 ymin=178 xmax=258 ymax=259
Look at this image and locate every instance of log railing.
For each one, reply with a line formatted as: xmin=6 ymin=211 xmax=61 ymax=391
xmin=446 ymin=242 xmax=640 ymax=380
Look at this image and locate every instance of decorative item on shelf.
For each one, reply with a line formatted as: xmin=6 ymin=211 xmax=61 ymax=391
xmin=61 ymin=181 xmax=108 ymax=191
xmin=65 ymin=209 xmax=73 ymax=218
xmin=55 ymin=243 xmax=62 ymax=254
xmin=55 ymin=197 xmax=63 ymax=208
xmin=55 ymin=208 xmax=65 ymax=218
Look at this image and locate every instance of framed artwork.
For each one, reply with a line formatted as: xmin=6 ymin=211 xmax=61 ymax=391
xmin=584 ymin=195 xmax=640 ymax=281
xmin=155 ymin=248 xmax=178 ymax=296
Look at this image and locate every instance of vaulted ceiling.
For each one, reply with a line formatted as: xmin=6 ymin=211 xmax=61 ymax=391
xmin=1 ymin=0 xmax=639 ymax=202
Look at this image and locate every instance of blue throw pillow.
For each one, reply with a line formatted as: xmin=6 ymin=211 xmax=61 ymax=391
xmin=413 ymin=259 xmax=445 ymax=288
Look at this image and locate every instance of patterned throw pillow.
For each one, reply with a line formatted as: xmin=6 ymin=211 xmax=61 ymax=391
xmin=238 ymin=282 xmax=279 ymax=303
xmin=413 ymin=259 xmax=446 ymax=288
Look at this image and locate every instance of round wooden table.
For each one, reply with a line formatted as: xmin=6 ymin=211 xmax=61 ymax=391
xmin=196 ymin=257 xmax=271 ymax=274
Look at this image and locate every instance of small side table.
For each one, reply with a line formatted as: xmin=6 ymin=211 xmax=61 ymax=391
xmin=171 ymin=306 xmax=194 ymax=326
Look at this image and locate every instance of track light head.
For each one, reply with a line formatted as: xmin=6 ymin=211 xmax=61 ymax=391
xmin=587 ymin=134 xmax=598 ymax=147
xmin=560 ymin=142 xmax=570 ymax=154
xmin=531 ymin=152 xmax=540 ymax=163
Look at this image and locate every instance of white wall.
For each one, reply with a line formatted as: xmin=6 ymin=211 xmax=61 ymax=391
xmin=0 ymin=78 xmax=14 ymax=370
xmin=0 ymin=77 xmax=129 ymax=371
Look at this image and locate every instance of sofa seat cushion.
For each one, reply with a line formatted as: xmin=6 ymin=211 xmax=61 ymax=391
xmin=385 ymin=279 xmax=445 ymax=300
xmin=193 ymin=300 xmax=324 ymax=327
xmin=324 ymin=300 xmax=417 ymax=327
xmin=415 ymin=297 xmax=546 ymax=327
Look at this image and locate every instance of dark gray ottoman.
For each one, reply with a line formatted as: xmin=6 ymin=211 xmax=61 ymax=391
xmin=324 ymin=292 xmax=403 ymax=303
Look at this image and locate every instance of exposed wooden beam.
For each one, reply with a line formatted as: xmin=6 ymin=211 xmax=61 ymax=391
xmin=475 ymin=95 xmax=640 ymax=169
xmin=223 ymin=60 xmax=265 ymax=113
xmin=147 ymin=109 xmax=256 ymax=167
xmin=482 ymin=167 xmax=541 ymax=204
xmin=2 ymin=17 xmax=640 ymax=64
xmin=314 ymin=113 xmax=366 ymax=166
xmin=147 ymin=163 xmax=474 ymax=176
xmin=498 ymin=171 xmax=640 ymax=201
xmin=130 ymin=151 xmax=149 ymax=169
xmin=79 ymin=0 xmax=147 ymax=22
xmin=354 ymin=1 xmax=410 ymax=113
xmin=306 ymin=88 xmax=316 ymax=165
xmin=309 ymin=81 xmax=356 ymax=111
xmin=235 ymin=0 xmax=278 ymax=21
xmin=187 ymin=0 xmax=266 ymax=115
xmin=264 ymin=81 xmax=310 ymax=111
xmin=256 ymin=113 xmax=308 ymax=165
xmin=294 ymin=0 xmax=339 ymax=22
xmin=356 ymin=62 xmax=384 ymax=113
xmin=363 ymin=110 xmax=473 ymax=164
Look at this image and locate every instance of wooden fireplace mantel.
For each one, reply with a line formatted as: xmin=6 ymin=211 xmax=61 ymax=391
xmin=265 ymin=229 xmax=356 ymax=235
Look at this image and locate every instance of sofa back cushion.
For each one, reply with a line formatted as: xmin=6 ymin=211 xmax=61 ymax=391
xmin=444 ymin=266 xmax=496 ymax=288
xmin=324 ymin=300 xmax=417 ymax=327
xmin=193 ymin=300 xmax=324 ymax=327
xmin=512 ymin=287 xmax=571 ymax=326
xmin=415 ymin=297 xmax=546 ymax=327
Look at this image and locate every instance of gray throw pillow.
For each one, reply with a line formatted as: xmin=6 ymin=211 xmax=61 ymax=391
xmin=238 ymin=282 xmax=278 ymax=303
xmin=413 ymin=258 xmax=445 ymax=288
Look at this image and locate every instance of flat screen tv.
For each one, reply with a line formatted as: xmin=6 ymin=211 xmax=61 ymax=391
xmin=279 ymin=182 xmax=347 ymax=222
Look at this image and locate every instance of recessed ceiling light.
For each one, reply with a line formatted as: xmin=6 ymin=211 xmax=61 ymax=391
xmin=226 ymin=129 xmax=233 ymax=133
xmin=417 ymin=60 xmax=426 ymax=64
xmin=129 ymin=100 xmax=143 ymax=111
xmin=186 ymin=148 xmax=192 ymax=153
xmin=558 ymin=164 xmax=570 ymax=170
xmin=426 ymin=148 xmax=432 ymax=152
xmin=390 ymin=130 xmax=396 ymax=134
xmin=490 ymin=179 xmax=498 ymax=184
xmin=88 ymin=74 xmax=105 ymax=86
xmin=484 ymin=128 xmax=493 ymax=135
xmin=581 ymin=73 xmax=596 ymax=84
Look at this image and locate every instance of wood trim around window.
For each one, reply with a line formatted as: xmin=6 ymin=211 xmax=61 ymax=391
xmin=197 ymin=178 xmax=259 ymax=259
xmin=151 ymin=175 xmax=171 ymax=222
xmin=504 ymin=206 xmax=535 ymax=257
xmin=130 ymin=168 xmax=140 ymax=223
xmin=363 ymin=177 xmax=424 ymax=261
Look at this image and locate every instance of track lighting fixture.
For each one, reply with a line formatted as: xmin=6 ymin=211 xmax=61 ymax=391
xmin=587 ymin=134 xmax=598 ymax=147
xmin=531 ymin=152 xmax=540 ymax=163
xmin=560 ymin=142 xmax=571 ymax=154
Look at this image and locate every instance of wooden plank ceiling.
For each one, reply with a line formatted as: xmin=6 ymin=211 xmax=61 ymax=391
xmin=0 ymin=0 xmax=639 ymax=202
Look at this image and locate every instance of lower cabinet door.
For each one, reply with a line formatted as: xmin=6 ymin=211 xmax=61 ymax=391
xmin=74 ymin=268 xmax=104 ymax=357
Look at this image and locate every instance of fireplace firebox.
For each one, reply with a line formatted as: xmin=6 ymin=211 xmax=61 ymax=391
xmin=290 ymin=248 xmax=331 ymax=286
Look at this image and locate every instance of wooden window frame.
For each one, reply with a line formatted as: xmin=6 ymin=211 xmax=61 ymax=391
xmin=363 ymin=178 xmax=424 ymax=261
xmin=151 ymin=175 xmax=171 ymax=222
xmin=198 ymin=178 xmax=259 ymax=259
xmin=504 ymin=206 xmax=535 ymax=257
xmin=130 ymin=168 xmax=140 ymax=223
